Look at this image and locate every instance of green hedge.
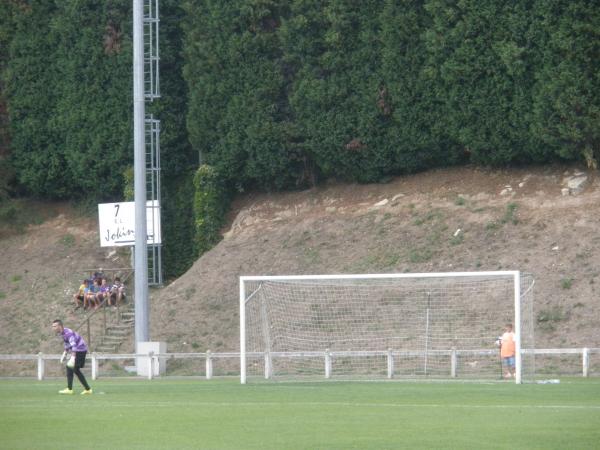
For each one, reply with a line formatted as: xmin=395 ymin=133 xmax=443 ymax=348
xmin=2 ymin=1 xmax=197 ymax=278
xmin=530 ymin=0 xmax=600 ymax=167
xmin=5 ymin=0 xmax=132 ymax=199
xmin=183 ymin=0 xmax=599 ymax=189
xmin=162 ymin=171 xmax=197 ymax=278
xmin=182 ymin=1 xmax=302 ymax=190
xmin=1 ymin=0 xmax=599 ymax=278
xmin=193 ymin=165 xmax=228 ymax=255
xmin=3 ymin=1 xmax=599 ymax=198
xmin=148 ymin=1 xmax=197 ymax=279
xmin=123 ymin=165 xmax=198 ymax=280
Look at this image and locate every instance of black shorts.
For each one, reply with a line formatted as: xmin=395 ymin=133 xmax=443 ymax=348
xmin=74 ymin=351 xmax=87 ymax=369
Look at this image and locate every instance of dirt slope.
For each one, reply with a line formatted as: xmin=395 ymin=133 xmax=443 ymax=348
xmin=150 ymin=165 xmax=600 ymax=353
xmin=0 ymin=205 xmax=130 ymax=354
xmin=1 ymin=164 xmax=599 ymax=355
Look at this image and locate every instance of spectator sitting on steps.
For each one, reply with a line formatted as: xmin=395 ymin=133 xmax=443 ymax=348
xmin=95 ymin=278 xmax=111 ymax=307
xmin=72 ymin=279 xmax=88 ymax=310
xmin=110 ymin=276 xmax=126 ymax=306
xmin=85 ymin=278 xmax=100 ymax=310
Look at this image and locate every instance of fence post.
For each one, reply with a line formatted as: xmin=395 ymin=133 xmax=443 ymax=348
xmin=148 ymin=351 xmax=154 ymax=380
xmin=37 ymin=352 xmax=44 ymax=381
xmin=387 ymin=349 xmax=394 ymax=379
xmin=582 ymin=348 xmax=589 ymax=377
xmin=325 ymin=349 xmax=331 ymax=379
xmin=264 ymin=352 xmax=272 ymax=379
xmin=206 ymin=350 xmax=212 ymax=380
xmin=451 ymin=348 xmax=457 ymax=378
xmin=91 ymin=353 xmax=97 ymax=380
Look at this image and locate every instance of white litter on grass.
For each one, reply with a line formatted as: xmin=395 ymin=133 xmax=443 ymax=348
xmin=536 ymin=379 xmax=560 ymax=384
xmin=373 ymin=199 xmax=389 ymax=207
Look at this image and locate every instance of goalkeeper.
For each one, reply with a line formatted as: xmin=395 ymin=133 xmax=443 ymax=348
xmin=496 ymin=323 xmax=516 ymax=379
xmin=52 ymin=319 xmax=92 ymax=395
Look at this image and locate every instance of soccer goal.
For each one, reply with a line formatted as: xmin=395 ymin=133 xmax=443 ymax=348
xmin=240 ymin=272 xmax=535 ymax=384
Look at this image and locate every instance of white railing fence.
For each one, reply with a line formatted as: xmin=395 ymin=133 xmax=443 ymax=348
xmin=1 ymin=348 xmax=599 ymax=381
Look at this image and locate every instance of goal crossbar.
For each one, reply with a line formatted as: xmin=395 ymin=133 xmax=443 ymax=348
xmin=241 ymin=271 xmax=520 ymax=282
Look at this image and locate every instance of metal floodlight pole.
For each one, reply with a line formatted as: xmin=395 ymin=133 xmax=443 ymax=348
xmin=133 ymin=0 xmax=149 ymax=348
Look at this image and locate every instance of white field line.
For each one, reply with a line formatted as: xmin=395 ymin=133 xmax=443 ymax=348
xmin=3 ymin=400 xmax=600 ymax=410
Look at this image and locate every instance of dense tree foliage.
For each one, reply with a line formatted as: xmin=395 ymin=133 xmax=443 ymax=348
xmin=282 ymin=1 xmax=396 ymax=182
xmin=531 ymin=0 xmax=600 ymax=168
xmin=2 ymin=0 xmax=195 ymax=278
xmin=149 ymin=1 xmax=197 ymax=278
xmin=1 ymin=0 xmax=598 ymax=277
xmin=379 ymin=1 xmax=461 ymax=175
xmin=193 ymin=164 xmax=228 ymax=255
xmin=182 ymin=0 xmax=301 ymax=190
xmin=0 ymin=1 xmax=21 ymax=200
xmin=4 ymin=1 xmax=64 ymax=196
xmin=182 ymin=0 xmax=598 ymax=190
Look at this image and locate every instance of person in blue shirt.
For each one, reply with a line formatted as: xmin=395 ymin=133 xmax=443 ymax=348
xmin=52 ymin=319 xmax=92 ymax=395
xmin=85 ymin=279 xmax=101 ymax=310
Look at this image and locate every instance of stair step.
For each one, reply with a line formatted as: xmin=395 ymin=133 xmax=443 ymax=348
xmin=110 ymin=323 xmax=134 ymax=329
xmin=103 ymin=331 xmax=123 ymax=336
xmin=107 ymin=326 xmax=132 ymax=332
xmin=103 ymin=336 xmax=124 ymax=342
xmin=105 ymin=330 xmax=126 ymax=336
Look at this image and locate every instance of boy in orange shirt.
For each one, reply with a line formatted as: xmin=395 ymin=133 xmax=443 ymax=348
xmin=497 ymin=323 xmax=516 ymax=379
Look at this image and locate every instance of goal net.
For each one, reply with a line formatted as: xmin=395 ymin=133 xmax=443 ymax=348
xmin=240 ymin=272 xmax=535 ymax=384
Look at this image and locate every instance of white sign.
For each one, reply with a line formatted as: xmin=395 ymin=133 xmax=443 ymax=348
xmin=98 ymin=201 xmax=161 ymax=247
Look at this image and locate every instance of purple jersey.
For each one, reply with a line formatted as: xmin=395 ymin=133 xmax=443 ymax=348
xmin=61 ymin=327 xmax=88 ymax=352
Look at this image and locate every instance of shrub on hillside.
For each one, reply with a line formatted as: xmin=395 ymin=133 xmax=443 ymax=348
xmin=193 ymin=165 xmax=228 ymax=255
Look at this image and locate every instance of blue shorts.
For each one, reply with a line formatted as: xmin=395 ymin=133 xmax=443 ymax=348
xmin=503 ymin=356 xmax=515 ymax=368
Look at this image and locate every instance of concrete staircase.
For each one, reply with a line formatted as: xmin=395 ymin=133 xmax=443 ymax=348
xmin=94 ymin=308 xmax=135 ymax=353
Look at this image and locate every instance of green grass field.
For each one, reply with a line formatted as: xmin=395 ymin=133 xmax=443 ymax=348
xmin=1 ymin=378 xmax=599 ymax=449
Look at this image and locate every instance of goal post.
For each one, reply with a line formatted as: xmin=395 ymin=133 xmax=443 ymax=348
xmin=240 ymin=272 xmax=535 ymax=384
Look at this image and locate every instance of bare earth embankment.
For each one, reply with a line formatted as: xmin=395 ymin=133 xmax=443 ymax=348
xmin=1 ymin=165 xmax=599 ymax=355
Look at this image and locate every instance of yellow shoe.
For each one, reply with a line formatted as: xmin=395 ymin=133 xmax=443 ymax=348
xmin=81 ymin=389 xmax=93 ymax=395
xmin=58 ymin=388 xmax=73 ymax=395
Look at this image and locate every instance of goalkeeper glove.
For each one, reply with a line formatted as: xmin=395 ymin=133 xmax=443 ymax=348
xmin=60 ymin=351 xmax=67 ymax=364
